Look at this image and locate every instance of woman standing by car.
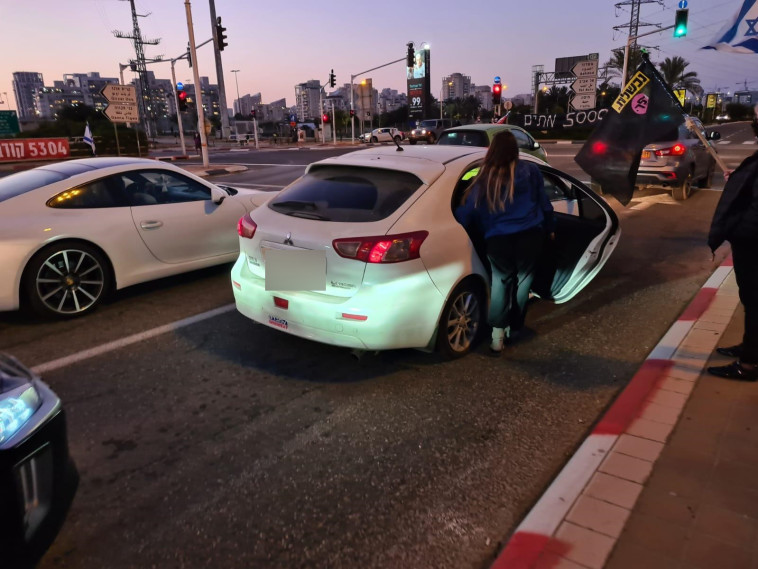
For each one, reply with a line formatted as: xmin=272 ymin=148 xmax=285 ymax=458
xmin=455 ymin=131 xmax=556 ymax=353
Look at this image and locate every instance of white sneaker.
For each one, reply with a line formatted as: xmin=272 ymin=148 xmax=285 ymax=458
xmin=490 ymin=327 xmax=506 ymax=352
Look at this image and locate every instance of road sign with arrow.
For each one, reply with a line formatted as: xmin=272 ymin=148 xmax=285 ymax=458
xmin=101 ymin=84 xmax=139 ymax=124
xmin=569 ymin=58 xmax=598 ymax=111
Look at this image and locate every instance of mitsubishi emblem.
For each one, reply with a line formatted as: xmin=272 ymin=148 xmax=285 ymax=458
xmin=284 ymin=232 xmax=293 ymax=246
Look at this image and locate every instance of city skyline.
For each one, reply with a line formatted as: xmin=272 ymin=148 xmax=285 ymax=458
xmin=1 ymin=0 xmax=756 ymax=114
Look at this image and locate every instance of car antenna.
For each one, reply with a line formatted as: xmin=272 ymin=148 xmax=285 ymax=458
xmin=393 ymin=134 xmax=404 ymax=151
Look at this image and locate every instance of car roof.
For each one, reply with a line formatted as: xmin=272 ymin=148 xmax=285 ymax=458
xmin=306 ymin=145 xmax=488 ymax=184
xmin=443 ymin=124 xmax=525 ymax=134
xmin=33 ymin=157 xmax=164 ymax=179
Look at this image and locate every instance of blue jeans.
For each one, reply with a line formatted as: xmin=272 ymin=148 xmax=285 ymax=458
xmin=486 ymin=227 xmax=545 ymax=330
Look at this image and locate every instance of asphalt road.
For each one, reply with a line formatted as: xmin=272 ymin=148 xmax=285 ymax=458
xmin=1 ymin=125 xmax=755 ymax=569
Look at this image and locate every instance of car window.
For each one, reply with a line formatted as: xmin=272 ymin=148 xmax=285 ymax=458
xmin=511 ymin=129 xmax=534 ymax=150
xmin=0 ymin=169 xmax=69 ymax=203
xmin=270 ymin=165 xmax=423 ymax=222
xmin=120 ymin=170 xmax=211 ymax=206
xmin=438 ymin=131 xmax=489 ymax=147
xmin=47 ymin=176 xmax=128 ymax=209
xmin=420 ymin=120 xmax=438 ymax=128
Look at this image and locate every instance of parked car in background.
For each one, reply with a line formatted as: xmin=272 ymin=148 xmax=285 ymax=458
xmin=636 ymin=116 xmax=720 ymax=200
xmin=0 ymin=157 xmax=263 ymax=318
xmin=436 ymin=123 xmax=549 ymax=162
xmin=359 ymin=127 xmax=404 ymax=143
xmin=407 ymin=118 xmax=453 ymax=144
xmin=1 ymin=353 xmax=78 ymax=569
xmin=231 ymin=145 xmax=620 ymax=358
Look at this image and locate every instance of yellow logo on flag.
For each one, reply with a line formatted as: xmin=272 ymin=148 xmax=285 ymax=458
xmin=673 ymin=89 xmax=686 ymax=107
xmin=612 ymin=72 xmax=651 ymax=113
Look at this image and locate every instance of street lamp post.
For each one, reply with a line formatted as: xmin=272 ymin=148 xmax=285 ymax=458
xmin=440 ymin=81 xmax=453 ymax=119
xmin=231 ymin=69 xmax=241 ymax=138
xmin=0 ymin=92 xmax=9 ymax=109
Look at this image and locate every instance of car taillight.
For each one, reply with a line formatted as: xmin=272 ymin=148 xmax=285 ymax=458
xmin=237 ymin=213 xmax=257 ymax=239
xmin=655 ymin=143 xmax=686 ymax=157
xmin=332 ymin=231 xmax=428 ymax=263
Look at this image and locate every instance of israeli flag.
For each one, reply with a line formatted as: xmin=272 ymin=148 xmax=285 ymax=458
xmin=703 ymin=0 xmax=758 ymax=53
xmin=83 ymin=122 xmax=96 ymax=155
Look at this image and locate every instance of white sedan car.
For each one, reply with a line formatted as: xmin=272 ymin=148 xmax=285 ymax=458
xmin=0 ymin=157 xmax=261 ymax=318
xmin=361 ymin=127 xmax=404 ymax=143
xmin=231 ymin=146 xmax=620 ymax=358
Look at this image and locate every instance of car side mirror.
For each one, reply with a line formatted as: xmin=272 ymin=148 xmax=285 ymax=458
xmin=211 ymin=186 xmax=226 ymax=204
xmin=707 ymin=131 xmax=721 ymax=141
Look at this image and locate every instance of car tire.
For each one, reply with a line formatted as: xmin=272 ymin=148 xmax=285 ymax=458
xmin=409 ymin=139 xmax=417 ymax=145
xmin=700 ymin=164 xmax=714 ymax=189
xmin=23 ymin=241 xmax=112 ymax=319
xmin=672 ymin=171 xmax=693 ymax=201
xmin=371 ymin=136 xmax=378 ymax=143
xmin=436 ymin=279 xmax=485 ymax=359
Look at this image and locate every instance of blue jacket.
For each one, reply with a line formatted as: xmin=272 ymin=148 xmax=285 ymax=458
xmin=454 ymin=160 xmax=555 ymax=239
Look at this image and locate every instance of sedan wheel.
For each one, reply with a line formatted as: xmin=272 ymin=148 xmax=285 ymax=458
xmin=24 ymin=243 xmax=111 ymax=318
xmin=672 ymin=171 xmax=693 ymax=201
xmin=371 ymin=136 xmax=378 ymax=143
xmin=437 ymin=281 xmax=484 ymax=359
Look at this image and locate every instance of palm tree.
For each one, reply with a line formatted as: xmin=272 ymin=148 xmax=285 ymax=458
xmin=658 ymin=56 xmax=703 ymax=98
xmin=604 ymin=47 xmax=644 ymax=84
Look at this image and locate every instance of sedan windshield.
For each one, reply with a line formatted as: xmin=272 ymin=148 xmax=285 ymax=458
xmin=269 ymin=165 xmax=423 ymax=222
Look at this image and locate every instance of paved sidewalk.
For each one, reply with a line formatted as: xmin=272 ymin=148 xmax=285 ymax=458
xmin=493 ymin=257 xmax=756 ymax=568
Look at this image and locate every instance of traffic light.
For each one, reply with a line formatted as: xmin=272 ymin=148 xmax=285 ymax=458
xmin=406 ymin=42 xmax=414 ymax=67
xmin=674 ymin=9 xmax=688 ymax=37
xmin=129 ymin=62 xmax=137 ymax=72
xmin=216 ymin=17 xmax=228 ymax=51
xmin=177 ymin=88 xmax=188 ymax=112
xmin=250 ymin=109 xmax=256 ymax=120
xmin=187 ymin=43 xmax=192 ymax=68
xmin=492 ymin=83 xmax=502 ymax=105
xmin=329 ymin=69 xmax=336 ymax=88
xmin=349 ymin=109 xmax=355 ymax=118
xmin=322 ymin=113 xmax=330 ymax=124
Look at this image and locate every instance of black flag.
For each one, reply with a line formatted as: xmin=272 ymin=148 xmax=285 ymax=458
xmin=574 ymin=53 xmax=687 ymax=205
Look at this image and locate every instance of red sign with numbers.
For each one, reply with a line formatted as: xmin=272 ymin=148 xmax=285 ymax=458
xmin=0 ymin=138 xmax=70 ymax=163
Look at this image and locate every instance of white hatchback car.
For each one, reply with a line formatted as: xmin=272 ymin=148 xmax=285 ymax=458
xmin=231 ymin=146 xmax=620 ymax=358
xmin=0 ymin=157 xmax=261 ymax=318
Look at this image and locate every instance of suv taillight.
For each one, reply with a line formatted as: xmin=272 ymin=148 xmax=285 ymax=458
xmin=333 ymin=231 xmax=428 ymax=263
xmin=237 ymin=213 xmax=257 ymax=239
xmin=655 ymin=143 xmax=686 ymax=157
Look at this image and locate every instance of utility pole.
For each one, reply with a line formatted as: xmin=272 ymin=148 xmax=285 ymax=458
xmin=208 ymin=0 xmax=231 ymax=140
xmin=113 ymin=0 xmax=160 ymax=138
xmin=184 ymin=0 xmax=209 ymax=168
xmin=614 ymin=0 xmax=663 ymax=84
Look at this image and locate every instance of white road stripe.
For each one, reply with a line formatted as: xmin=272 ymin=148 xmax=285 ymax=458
xmin=31 ymin=304 xmax=236 ymax=375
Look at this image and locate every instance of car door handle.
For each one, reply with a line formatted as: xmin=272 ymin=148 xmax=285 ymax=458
xmin=140 ymin=220 xmax=163 ymax=230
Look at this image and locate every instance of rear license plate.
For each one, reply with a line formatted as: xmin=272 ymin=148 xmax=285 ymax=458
xmin=268 ymin=315 xmax=288 ymax=330
xmin=641 ymin=150 xmax=652 ymax=159
xmin=263 ymin=248 xmax=326 ymax=291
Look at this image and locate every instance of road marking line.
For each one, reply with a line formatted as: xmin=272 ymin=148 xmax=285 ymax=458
xmin=31 ymin=304 xmax=236 ymax=375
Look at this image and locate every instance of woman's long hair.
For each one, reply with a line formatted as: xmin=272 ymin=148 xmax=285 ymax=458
xmin=468 ymin=130 xmax=519 ymax=213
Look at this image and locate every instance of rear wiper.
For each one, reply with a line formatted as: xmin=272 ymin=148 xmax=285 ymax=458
xmin=272 ymin=200 xmax=318 ymax=211
xmin=285 ymin=211 xmax=330 ymax=220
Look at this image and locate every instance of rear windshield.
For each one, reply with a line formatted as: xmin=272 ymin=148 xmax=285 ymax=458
xmin=0 ymin=169 xmax=68 ymax=203
xmin=652 ymin=124 xmax=688 ymax=143
xmin=437 ymin=130 xmax=489 ymax=147
xmin=269 ymin=165 xmax=423 ymax=222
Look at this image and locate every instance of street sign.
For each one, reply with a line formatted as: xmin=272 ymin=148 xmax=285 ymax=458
xmin=101 ymin=84 xmax=137 ymax=105
xmin=0 ymin=110 xmax=20 ymax=136
xmin=104 ymin=104 xmax=140 ymax=123
xmin=504 ymin=100 xmax=513 ymax=110
xmin=706 ymin=94 xmax=718 ymax=109
xmin=571 ymin=77 xmax=596 ymax=94
xmin=570 ymin=93 xmax=597 ymax=111
xmin=571 ymin=60 xmax=599 ymax=78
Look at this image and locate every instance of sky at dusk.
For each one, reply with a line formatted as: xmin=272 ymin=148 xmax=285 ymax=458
xmin=0 ymin=0 xmax=756 ymax=113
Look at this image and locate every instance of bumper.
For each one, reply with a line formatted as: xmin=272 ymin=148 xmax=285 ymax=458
xmin=0 ymin=378 xmax=79 ymax=569
xmin=230 ymin=254 xmax=445 ymax=351
xmin=636 ymin=163 xmax=688 ymax=187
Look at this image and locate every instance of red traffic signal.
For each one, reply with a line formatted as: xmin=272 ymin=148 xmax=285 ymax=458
xmin=322 ymin=113 xmax=330 ymax=123
xmin=492 ymin=83 xmax=502 ymax=105
xmin=177 ymin=89 xmax=188 ymax=112
xmin=349 ymin=109 xmax=355 ymax=118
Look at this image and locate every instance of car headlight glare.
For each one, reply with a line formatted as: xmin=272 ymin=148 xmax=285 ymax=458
xmin=0 ymin=385 xmax=41 ymax=445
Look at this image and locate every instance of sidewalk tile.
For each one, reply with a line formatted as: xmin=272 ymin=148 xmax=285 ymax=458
xmin=584 ymin=472 xmax=643 ymax=510
xmin=712 ymin=461 xmax=758 ymax=491
xmin=614 ymin=510 xmax=690 ymax=558
xmin=645 ymin=388 xmax=688 ymax=410
xmin=697 ymin=313 xmax=733 ymax=325
xmin=635 ymin=486 xmax=699 ymax=525
xmin=701 ymin=483 xmax=758 ymax=519
xmin=625 ymin=417 xmax=674 ymax=443
xmin=693 ymin=320 xmax=729 ymax=333
xmin=681 ymin=531 xmax=752 ymax=569
xmin=599 ymin=451 xmax=653 ymax=484
xmin=547 ymin=522 xmax=615 ymax=569
xmin=658 ymin=375 xmax=696 ymax=395
xmin=566 ymin=495 xmax=631 ymax=538
xmin=534 ymin=552 xmax=590 ymax=569
xmin=693 ymin=503 xmax=758 ymax=548
xmin=637 ymin=401 xmax=682 ymax=425
xmin=605 ymin=540 xmax=681 ymax=569
xmin=645 ymin=460 xmax=709 ymax=500
xmin=666 ymin=421 xmax=722 ymax=458
xmin=613 ymin=434 xmax=664 ymax=462
xmin=666 ymin=363 xmax=702 ymax=382
xmin=717 ymin=434 xmax=758 ymax=470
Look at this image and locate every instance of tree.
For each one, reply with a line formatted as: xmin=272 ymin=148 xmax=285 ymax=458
xmin=658 ymin=56 xmax=703 ymax=99
xmin=604 ymin=47 xmax=644 ymax=85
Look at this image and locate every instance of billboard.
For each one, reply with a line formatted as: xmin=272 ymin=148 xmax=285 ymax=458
xmin=406 ymin=48 xmax=430 ymax=119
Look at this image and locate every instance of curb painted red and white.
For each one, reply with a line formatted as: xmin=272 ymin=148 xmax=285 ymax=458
xmin=492 ymin=257 xmax=738 ymax=569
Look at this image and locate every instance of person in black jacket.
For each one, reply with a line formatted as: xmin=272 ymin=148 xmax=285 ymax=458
xmin=707 ymin=136 xmax=758 ymax=380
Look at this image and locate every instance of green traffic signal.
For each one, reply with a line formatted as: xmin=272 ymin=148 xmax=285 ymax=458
xmin=674 ymin=9 xmax=688 ymax=37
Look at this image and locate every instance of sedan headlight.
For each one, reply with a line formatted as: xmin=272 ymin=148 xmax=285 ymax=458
xmin=0 ymin=384 xmax=41 ymax=445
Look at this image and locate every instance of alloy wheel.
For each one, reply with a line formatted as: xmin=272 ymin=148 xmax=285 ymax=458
xmin=34 ymin=249 xmax=106 ymax=315
xmin=443 ymin=289 xmax=481 ymax=354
